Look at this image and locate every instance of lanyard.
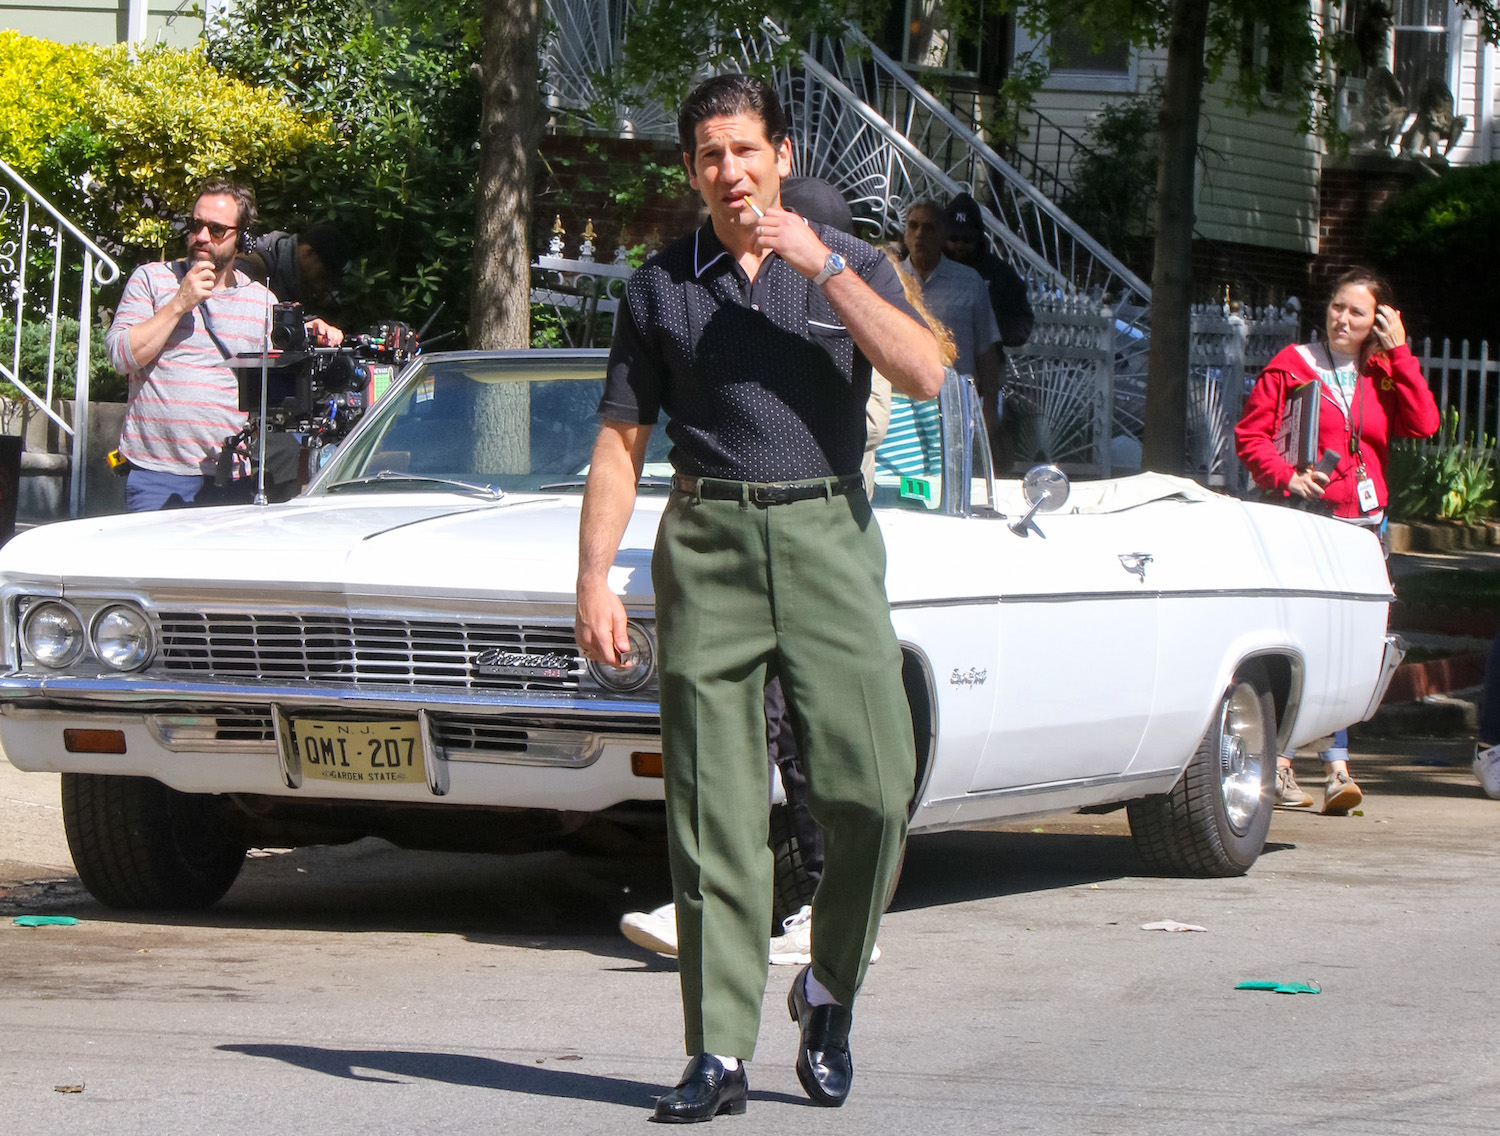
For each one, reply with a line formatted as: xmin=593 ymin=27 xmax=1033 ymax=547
xmin=1312 ymin=343 xmax=1367 ymax=478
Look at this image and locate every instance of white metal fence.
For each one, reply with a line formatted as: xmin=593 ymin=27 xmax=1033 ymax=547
xmin=1411 ymin=338 xmax=1500 ymax=445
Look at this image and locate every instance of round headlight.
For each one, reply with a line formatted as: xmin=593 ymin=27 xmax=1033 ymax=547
xmin=23 ymin=601 xmax=85 ymax=668
xmin=92 ymin=605 xmax=153 ymax=672
xmin=587 ymin=622 xmax=656 ymax=693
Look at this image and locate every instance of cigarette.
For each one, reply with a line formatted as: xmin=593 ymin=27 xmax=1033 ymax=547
xmin=747 ymin=199 xmax=764 ymax=219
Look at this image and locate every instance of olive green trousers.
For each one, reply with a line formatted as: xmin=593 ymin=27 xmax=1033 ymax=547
xmin=652 ymin=488 xmax=915 ymax=1059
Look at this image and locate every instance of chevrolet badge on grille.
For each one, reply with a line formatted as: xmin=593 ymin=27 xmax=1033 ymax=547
xmin=474 ymin=649 xmax=574 ymax=678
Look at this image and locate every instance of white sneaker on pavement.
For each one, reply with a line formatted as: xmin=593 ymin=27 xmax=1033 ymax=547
xmin=767 ymin=904 xmax=881 ymax=966
xmin=1475 ymin=743 xmax=1500 ymax=799
xmin=620 ymin=901 xmax=677 ymax=957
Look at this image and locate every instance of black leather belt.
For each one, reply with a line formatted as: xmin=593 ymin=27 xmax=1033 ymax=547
xmin=671 ymin=474 xmax=863 ymax=505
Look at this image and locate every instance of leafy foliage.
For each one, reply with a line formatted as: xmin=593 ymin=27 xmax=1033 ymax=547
xmin=0 ymin=32 xmax=320 ymax=254
xmin=1388 ymin=410 xmax=1497 ymax=523
xmin=607 ymin=0 xmax=893 ymax=114
xmin=1365 ymin=162 xmax=1500 ymax=344
xmin=204 ymin=0 xmax=483 ymax=340
xmin=1060 ymin=88 xmax=1159 ymax=272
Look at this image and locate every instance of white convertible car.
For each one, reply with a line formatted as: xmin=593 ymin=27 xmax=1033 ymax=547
xmin=0 ymin=349 xmax=1403 ymax=909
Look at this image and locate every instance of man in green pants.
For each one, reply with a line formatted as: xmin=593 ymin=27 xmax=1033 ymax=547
xmin=575 ymin=73 xmax=942 ymax=1122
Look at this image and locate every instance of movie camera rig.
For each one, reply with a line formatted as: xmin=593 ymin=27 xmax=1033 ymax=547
xmin=222 ymin=302 xmax=426 ymax=502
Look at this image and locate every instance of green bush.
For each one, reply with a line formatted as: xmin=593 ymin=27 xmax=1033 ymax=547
xmin=204 ymin=0 xmax=482 ymax=342
xmin=1366 ymin=163 xmax=1500 ymax=344
xmin=1059 ymin=89 xmax=1158 ymax=274
xmin=1387 ymin=410 xmax=1497 ymax=523
xmin=0 ymin=32 xmax=322 ymax=255
xmin=0 ymin=316 xmax=125 ymax=414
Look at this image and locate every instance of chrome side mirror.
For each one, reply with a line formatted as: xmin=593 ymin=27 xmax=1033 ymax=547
xmin=1010 ymin=464 xmax=1070 ymax=535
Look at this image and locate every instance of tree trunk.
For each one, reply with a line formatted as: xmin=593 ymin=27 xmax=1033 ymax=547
xmin=1141 ymin=0 xmax=1209 ymax=474
xmin=472 ymin=0 xmax=540 ymax=350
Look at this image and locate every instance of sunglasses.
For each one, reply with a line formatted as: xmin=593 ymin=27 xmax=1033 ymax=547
xmin=187 ymin=217 xmax=239 ymax=242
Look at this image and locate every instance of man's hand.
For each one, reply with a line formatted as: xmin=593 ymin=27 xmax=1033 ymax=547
xmin=575 ymin=576 xmax=633 ymax=668
xmin=752 ymin=206 xmax=829 ymax=279
xmin=173 ymin=260 xmax=217 ymax=315
xmin=575 ymin=421 xmax=652 ymax=668
xmin=305 ymin=318 xmax=344 ymax=347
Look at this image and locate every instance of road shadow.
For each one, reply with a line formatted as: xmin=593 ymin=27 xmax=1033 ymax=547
xmin=8 ymin=818 xmax=1313 ymax=939
xmin=216 ymin=1043 xmax=806 ymax=1107
xmin=890 ymin=828 xmax=1143 ymax=911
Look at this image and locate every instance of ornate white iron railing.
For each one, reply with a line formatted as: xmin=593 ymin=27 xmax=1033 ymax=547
xmin=0 ymin=158 xmax=121 ymax=518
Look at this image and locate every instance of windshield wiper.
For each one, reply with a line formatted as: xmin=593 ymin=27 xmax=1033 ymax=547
xmin=324 ymin=472 xmax=504 ymax=500
xmin=538 ymin=476 xmax=673 ymax=491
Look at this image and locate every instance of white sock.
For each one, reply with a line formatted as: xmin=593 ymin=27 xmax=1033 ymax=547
xmin=804 ymin=971 xmax=839 ymax=1007
xmin=714 ymin=1055 xmax=740 ymax=1071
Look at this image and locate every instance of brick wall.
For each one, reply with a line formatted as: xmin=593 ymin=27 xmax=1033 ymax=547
xmin=1190 ymin=238 xmax=1316 ymax=315
xmin=536 ymin=133 xmax=701 ymax=261
xmin=1312 ymin=156 xmax=1430 ymax=303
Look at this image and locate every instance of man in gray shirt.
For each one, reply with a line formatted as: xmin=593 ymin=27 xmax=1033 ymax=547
xmin=901 ymin=200 xmax=1003 ymax=455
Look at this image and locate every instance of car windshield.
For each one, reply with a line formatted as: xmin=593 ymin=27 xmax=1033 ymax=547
xmin=311 ymin=350 xmax=974 ymax=510
xmin=312 ymin=353 xmax=674 ymax=495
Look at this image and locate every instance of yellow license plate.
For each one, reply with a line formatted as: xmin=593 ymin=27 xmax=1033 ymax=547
xmin=293 ymin=718 xmax=424 ymax=786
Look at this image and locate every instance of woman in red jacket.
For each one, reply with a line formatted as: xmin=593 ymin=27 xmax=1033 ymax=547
xmin=1236 ymin=268 xmax=1439 ymax=814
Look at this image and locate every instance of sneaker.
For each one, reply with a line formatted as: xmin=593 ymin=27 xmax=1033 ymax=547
xmin=1474 ymin=743 xmax=1500 ymax=799
xmin=620 ymin=902 xmax=677 ymax=957
xmin=1321 ymin=770 xmax=1363 ymax=816
xmin=769 ymin=905 xmax=812 ymax=966
xmin=1275 ymin=766 xmax=1314 ymax=808
xmin=767 ymin=905 xmax=880 ymax=966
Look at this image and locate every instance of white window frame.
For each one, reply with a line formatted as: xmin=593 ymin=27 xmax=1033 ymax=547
xmin=901 ymin=0 xmax=985 ymax=79
xmin=1013 ymin=22 xmax=1138 ymax=93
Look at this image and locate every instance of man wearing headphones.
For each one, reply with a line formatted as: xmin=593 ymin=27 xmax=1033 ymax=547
xmin=104 ymin=178 xmax=341 ymax=511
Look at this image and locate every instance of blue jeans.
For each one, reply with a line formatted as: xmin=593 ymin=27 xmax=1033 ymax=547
xmin=124 ymin=467 xmax=215 ymax=512
xmin=1281 ymin=728 xmax=1348 ymax=764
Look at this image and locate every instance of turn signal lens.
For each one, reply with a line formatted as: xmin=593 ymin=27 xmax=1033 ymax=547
xmin=631 ymin=751 xmax=663 ymax=778
xmin=92 ymin=605 xmax=153 ymax=671
xmin=22 ymin=602 xmax=84 ymax=668
xmin=64 ymin=729 xmax=127 ymax=754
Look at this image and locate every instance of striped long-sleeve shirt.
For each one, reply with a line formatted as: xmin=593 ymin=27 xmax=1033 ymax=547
xmin=106 ymin=261 xmax=275 ymax=476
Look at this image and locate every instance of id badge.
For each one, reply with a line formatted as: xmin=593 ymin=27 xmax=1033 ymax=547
xmin=1356 ymin=477 xmax=1379 ymax=512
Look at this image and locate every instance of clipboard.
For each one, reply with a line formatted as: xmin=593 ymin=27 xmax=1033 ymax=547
xmin=1275 ymin=381 xmax=1320 ymax=469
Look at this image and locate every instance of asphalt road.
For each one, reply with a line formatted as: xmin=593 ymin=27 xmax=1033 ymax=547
xmin=1 ymin=740 xmax=1496 ymax=1135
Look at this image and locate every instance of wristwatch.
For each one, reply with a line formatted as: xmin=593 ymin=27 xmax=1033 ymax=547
xmin=812 ymin=251 xmax=847 ymax=286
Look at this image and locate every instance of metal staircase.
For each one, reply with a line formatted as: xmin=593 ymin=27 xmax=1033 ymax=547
xmin=539 ymin=5 xmax=1154 ymax=436
xmin=0 ymin=158 xmax=121 ymax=518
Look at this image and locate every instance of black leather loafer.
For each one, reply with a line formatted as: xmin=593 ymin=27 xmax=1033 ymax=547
xmin=651 ymin=1054 xmax=749 ymax=1123
xmin=786 ymin=965 xmax=853 ymax=1106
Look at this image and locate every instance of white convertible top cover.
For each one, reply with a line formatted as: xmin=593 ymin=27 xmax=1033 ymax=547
xmin=992 ymin=471 xmax=1222 ymax=517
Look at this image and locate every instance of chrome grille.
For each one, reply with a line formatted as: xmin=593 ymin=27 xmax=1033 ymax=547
xmin=155 ymin=613 xmax=585 ymax=691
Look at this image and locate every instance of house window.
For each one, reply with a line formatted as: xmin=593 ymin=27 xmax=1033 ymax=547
xmin=903 ymin=0 xmax=983 ymax=77
xmin=1393 ymin=0 xmax=1451 ymax=98
xmin=1050 ymin=24 xmax=1131 ymax=77
xmin=1012 ymin=20 xmax=1135 ymax=92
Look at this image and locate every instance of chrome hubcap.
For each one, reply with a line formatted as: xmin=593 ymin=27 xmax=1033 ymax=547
xmin=1218 ymin=682 xmax=1267 ymax=836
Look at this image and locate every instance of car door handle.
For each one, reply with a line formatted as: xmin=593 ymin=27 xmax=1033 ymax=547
xmin=1118 ymin=552 xmax=1153 ymax=582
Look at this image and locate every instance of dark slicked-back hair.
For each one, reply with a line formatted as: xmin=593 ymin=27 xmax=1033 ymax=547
xmin=678 ymin=73 xmax=789 ymax=162
xmin=193 ymin=178 xmax=257 ymax=231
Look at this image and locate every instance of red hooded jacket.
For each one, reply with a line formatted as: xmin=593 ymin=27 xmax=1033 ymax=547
xmin=1235 ymin=341 xmax=1440 ymax=519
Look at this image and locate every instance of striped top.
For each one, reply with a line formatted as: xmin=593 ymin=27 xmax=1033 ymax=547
xmin=106 ymin=261 xmax=275 ymax=476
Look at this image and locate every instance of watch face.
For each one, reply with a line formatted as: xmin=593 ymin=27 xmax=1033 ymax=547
xmin=828 ymin=253 xmax=846 ymax=272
